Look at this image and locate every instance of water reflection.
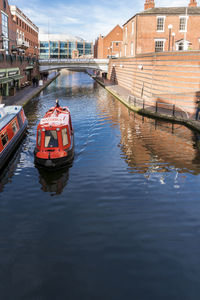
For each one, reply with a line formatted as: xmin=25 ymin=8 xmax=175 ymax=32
xmin=96 ymin=90 xmax=200 ymax=175
xmin=37 ymin=166 xmax=70 ymax=196
xmin=0 ymin=143 xmax=24 ymax=192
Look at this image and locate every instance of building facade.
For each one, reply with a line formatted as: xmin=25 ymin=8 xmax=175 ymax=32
xmin=94 ymin=25 xmax=123 ymax=59
xmin=0 ymin=0 xmax=39 ymax=98
xmin=10 ymin=5 xmax=39 ymax=56
xmin=39 ymin=36 xmax=93 ymax=60
xmin=123 ymin=0 xmax=200 ymax=57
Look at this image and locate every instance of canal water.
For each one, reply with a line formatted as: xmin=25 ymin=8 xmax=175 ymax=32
xmin=1 ymin=70 xmax=200 ymax=299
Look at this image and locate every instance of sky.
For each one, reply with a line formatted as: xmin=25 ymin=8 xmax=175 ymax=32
xmin=10 ymin=0 xmax=189 ymax=42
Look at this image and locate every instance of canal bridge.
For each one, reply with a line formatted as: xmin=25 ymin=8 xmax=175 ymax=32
xmin=39 ymin=59 xmax=109 ymax=73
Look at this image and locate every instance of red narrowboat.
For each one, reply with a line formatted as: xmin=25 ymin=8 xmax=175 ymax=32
xmin=34 ymin=101 xmax=74 ymax=168
xmin=0 ymin=104 xmax=28 ymax=170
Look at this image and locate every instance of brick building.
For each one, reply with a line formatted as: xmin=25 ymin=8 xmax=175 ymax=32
xmin=10 ymin=5 xmax=39 ymax=56
xmin=123 ymin=0 xmax=200 ymax=57
xmin=94 ymin=25 xmax=123 ymax=59
xmin=0 ymin=0 xmax=39 ymax=98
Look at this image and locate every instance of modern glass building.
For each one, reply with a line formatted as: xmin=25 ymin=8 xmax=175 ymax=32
xmin=39 ymin=40 xmax=93 ymax=59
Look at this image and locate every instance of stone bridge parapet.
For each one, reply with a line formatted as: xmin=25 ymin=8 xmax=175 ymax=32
xmin=39 ymin=58 xmax=109 ymax=73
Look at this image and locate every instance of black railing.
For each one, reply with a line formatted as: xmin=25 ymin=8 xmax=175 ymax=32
xmin=128 ymin=95 xmax=190 ymax=120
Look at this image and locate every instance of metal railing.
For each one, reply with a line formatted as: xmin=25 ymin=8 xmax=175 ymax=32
xmin=128 ymin=95 xmax=190 ymax=120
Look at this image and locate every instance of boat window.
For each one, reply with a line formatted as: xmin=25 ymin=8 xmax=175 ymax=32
xmin=62 ymin=128 xmax=68 ymax=146
xmin=12 ymin=120 xmax=18 ymax=134
xmin=37 ymin=130 xmax=41 ymax=146
xmin=1 ymin=131 xmax=8 ymax=147
xmin=45 ymin=130 xmax=58 ymax=148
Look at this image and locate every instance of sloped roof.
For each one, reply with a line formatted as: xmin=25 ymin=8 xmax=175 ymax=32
xmin=124 ymin=6 xmax=200 ymax=26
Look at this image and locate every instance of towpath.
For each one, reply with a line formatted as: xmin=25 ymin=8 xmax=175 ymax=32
xmin=1 ymin=72 xmax=59 ymax=108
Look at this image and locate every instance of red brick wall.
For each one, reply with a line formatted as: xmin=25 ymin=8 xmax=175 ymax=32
xmin=0 ymin=54 xmax=39 ymax=84
xmin=123 ymin=12 xmax=200 ymax=56
xmin=95 ymin=25 xmax=123 ymax=59
xmin=11 ymin=7 xmax=39 ymax=56
xmin=108 ymin=51 xmax=200 ymax=115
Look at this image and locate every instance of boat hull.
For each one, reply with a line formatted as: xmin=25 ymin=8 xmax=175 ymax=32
xmin=0 ymin=120 xmax=28 ymax=170
xmin=34 ymin=146 xmax=74 ymax=169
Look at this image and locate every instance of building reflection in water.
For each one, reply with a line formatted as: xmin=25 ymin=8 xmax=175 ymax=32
xmin=37 ymin=166 xmax=70 ymax=196
xmin=96 ymin=88 xmax=200 ymax=177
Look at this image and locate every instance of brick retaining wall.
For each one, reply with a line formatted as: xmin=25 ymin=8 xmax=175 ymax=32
xmin=108 ymin=51 xmax=200 ymax=116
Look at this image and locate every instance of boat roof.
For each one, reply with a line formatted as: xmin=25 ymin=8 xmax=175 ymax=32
xmin=39 ymin=107 xmax=70 ymax=127
xmin=0 ymin=105 xmax=22 ymax=132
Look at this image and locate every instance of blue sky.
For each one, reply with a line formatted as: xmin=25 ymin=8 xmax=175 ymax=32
xmin=10 ymin=0 xmax=189 ymax=41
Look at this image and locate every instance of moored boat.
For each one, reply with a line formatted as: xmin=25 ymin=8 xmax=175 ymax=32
xmin=34 ymin=100 xmax=74 ymax=168
xmin=0 ymin=104 xmax=28 ymax=170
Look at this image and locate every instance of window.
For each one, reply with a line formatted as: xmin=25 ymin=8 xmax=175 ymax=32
xmin=125 ymin=27 xmax=127 ymax=38
xmin=124 ymin=44 xmax=127 ymax=56
xmin=45 ymin=130 xmax=58 ymax=148
xmin=157 ymin=17 xmax=165 ymax=31
xmin=1 ymin=131 xmax=8 ymax=147
xmin=12 ymin=121 xmax=18 ymax=134
xmin=131 ymin=42 xmax=134 ymax=56
xmin=62 ymin=128 xmax=69 ymax=146
xmin=180 ymin=17 xmax=186 ymax=31
xmin=155 ymin=40 xmax=164 ymax=52
xmin=132 ymin=21 xmax=134 ymax=35
xmin=37 ymin=130 xmax=41 ymax=146
xmin=1 ymin=12 xmax=8 ymax=52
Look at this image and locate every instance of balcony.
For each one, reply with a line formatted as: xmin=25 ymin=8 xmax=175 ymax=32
xmin=17 ymin=38 xmax=29 ymax=49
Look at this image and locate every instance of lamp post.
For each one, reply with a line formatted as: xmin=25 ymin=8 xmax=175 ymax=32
xmin=172 ymin=32 xmax=175 ymax=51
xmin=168 ymin=24 xmax=173 ymax=51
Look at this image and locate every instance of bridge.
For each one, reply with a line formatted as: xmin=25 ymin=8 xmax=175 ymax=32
xmin=39 ymin=59 xmax=109 ymax=73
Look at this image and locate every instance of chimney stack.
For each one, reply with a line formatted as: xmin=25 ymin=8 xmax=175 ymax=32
xmin=144 ymin=0 xmax=155 ymax=10
xmin=188 ymin=0 xmax=197 ymax=7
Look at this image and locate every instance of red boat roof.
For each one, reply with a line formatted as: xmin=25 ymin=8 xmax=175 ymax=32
xmin=39 ymin=106 xmax=70 ymax=127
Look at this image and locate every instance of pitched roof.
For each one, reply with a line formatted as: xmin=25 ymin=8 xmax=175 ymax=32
xmin=123 ymin=6 xmax=200 ymax=26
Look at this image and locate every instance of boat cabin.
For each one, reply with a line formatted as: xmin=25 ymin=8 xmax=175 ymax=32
xmin=36 ymin=107 xmax=73 ymax=152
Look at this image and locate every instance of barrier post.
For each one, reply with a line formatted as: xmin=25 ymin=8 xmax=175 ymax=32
xmin=172 ymin=104 xmax=175 ymax=116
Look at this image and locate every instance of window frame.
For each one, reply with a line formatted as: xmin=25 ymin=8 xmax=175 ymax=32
xmin=156 ymin=16 xmax=165 ymax=32
xmin=132 ymin=21 xmax=134 ymax=35
xmin=1 ymin=131 xmax=8 ymax=148
xmin=155 ymin=39 xmax=165 ymax=52
xmin=179 ymin=16 xmax=188 ymax=32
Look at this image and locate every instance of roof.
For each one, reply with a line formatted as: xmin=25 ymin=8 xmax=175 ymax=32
xmin=40 ymin=108 xmax=70 ymax=127
xmin=0 ymin=106 xmax=21 ymax=131
xmin=123 ymin=6 xmax=200 ymax=26
xmin=101 ymin=24 xmax=123 ymax=41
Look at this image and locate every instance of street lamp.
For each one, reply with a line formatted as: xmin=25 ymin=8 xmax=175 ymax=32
xmin=168 ymin=24 xmax=173 ymax=51
xmin=172 ymin=32 xmax=175 ymax=51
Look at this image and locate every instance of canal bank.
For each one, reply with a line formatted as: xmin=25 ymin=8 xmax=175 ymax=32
xmin=1 ymin=72 xmax=60 ymax=108
xmin=93 ymin=76 xmax=200 ymax=134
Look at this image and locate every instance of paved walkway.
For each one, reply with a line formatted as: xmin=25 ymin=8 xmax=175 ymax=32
xmin=1 ymin=72 xmax=59 ymax=107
